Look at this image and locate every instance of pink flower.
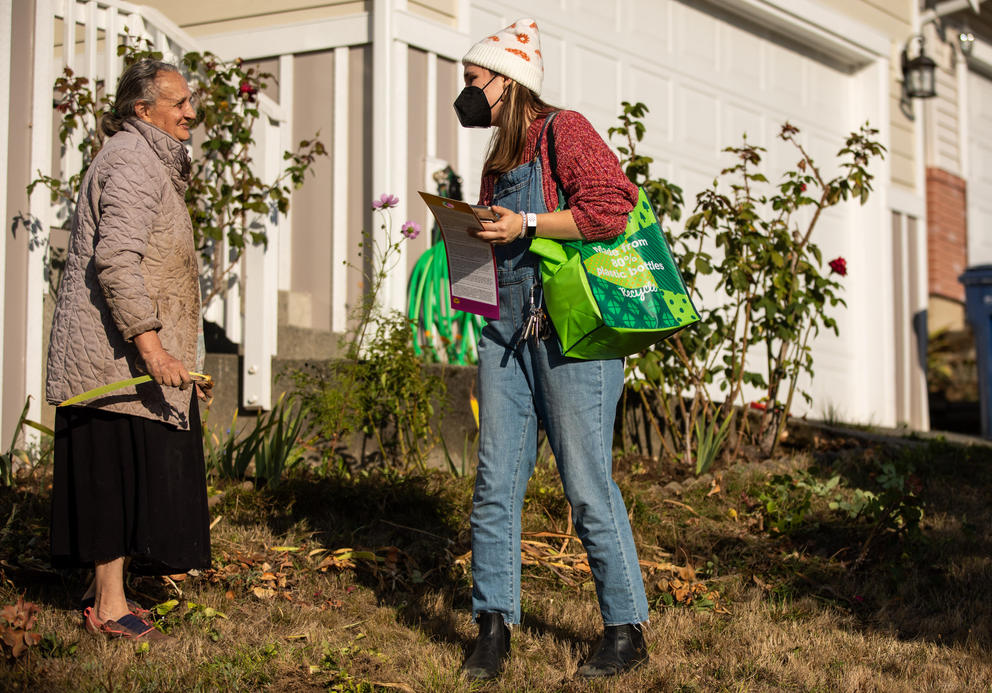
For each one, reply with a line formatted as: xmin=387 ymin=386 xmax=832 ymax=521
xmin=400 ymin=221 xmax=421 ymax=239
xmin=372 ymin=193 xmax=399 ymax=210
xmin=828 ymin=257 xmax=847 ymax=276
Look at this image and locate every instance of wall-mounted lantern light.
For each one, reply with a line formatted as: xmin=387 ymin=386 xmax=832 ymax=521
xmin=958 ymin=28 xmax=976 ymax=56
xmin=901 ymin=35 xmax=938 ymax=99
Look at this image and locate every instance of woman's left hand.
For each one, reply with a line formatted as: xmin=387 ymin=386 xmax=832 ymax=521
xmin=468 ymin=205 xmax=524 ymax=245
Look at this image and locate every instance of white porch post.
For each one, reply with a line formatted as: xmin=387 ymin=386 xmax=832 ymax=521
xmin=26 ymin=0 xmax=55 ymax=427
xmin=389 ymin=27 xmax=409 ymax=313
xmin=372 ymin=0 xmax=409 ymax=316
xmin=242 ymin=112 xmax=283 ymax=410
xmin=332 ymin=46 xmax=350 ymax=333
xmin=277 ymin=53 xmax=294 ymax=293
xmin=0 ymin=0 xmax=11 ymax=433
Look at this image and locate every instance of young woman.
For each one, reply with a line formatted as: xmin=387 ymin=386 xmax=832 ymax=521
xmin=455 ymin=18 xmax=650 ymax=681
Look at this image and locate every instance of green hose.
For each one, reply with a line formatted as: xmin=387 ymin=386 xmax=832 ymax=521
xmin=408 ymin=240 xmax=482 ymax=365
xmin=407 ymin=166 xmax=483 ymax=365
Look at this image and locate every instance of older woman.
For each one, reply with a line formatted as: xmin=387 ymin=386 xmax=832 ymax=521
xmin=46 ymin=59 xmax=211 ymax=643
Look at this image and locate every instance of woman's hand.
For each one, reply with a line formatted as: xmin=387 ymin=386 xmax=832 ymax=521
xmin=133 ymin=331 xmax=192 ymax=389
xmin=469 ymin=205 xmax=524 ymax=245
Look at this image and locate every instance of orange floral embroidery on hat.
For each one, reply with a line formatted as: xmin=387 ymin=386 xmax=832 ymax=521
xmin=505 ymin=48 xmax=530 ymax=60
xmin=488 ymin=35 xmax=500 ymax=41
xmin=535 ymin=49 xmax=542 ymax=58
xmin=516 ymin=33 xmax=530 ymax=44
xmin=530 ymin=22 xmax=537 ymax=29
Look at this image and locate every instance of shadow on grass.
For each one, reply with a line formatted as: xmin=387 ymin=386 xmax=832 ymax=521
xmin=225 ymin=470 xmax=478 ymax=650
xmin=634 ymin=432 xmax=992 ymax=648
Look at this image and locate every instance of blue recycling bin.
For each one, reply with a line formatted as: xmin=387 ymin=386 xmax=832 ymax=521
xmin=960 ymin=265 xmax=992 ymax=439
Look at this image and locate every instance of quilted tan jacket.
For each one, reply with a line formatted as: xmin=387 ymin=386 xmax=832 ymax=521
xmin=46 ymin=118 xmax=201 ymax=429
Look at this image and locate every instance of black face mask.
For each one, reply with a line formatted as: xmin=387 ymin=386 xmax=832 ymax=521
xmin=454 ymin=75 xmax=503 ymax=128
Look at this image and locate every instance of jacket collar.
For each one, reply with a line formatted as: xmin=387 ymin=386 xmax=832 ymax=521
xmin=122 ymin=118 xmax=192 ymax=194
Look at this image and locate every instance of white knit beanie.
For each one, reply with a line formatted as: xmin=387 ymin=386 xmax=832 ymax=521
xmin=462 ymin=18 xmax=544 ymax=96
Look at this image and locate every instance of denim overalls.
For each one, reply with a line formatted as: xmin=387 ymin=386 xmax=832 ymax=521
xmin=471 ymin=114 xmax=650 ymax=626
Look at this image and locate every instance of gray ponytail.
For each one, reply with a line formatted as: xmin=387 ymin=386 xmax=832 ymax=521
xmin=100 ymin=59 xmax=179 ymax=137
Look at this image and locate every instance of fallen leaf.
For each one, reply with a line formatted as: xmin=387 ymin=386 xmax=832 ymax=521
xmin=252 ymin=587 xmax=276 ymax=599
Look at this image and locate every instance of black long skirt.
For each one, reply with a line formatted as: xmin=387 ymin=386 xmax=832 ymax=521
xmin=50 ymin=393 xmax=211 ymax=575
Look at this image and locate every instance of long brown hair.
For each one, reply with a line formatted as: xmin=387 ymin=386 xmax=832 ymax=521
xmin=483 ymin=79 xmax=559 ymax=177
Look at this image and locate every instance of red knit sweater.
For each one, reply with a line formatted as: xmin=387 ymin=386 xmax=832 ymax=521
xmin=478 ymin=110 xmax=637 ymax=241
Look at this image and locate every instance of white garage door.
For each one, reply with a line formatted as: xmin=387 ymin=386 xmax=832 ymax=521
xmin=967 ymin=68 xmax=992 ymax=266
xmin=465 ymin=0 xmax=869 ymax=420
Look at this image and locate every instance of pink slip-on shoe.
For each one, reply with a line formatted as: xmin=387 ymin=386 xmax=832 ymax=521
xmin=83 ymin=607 xmax=171 ymax=644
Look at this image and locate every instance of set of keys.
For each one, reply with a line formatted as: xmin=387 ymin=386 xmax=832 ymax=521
xmin=517 ymin=284 xmax=551 ymax=346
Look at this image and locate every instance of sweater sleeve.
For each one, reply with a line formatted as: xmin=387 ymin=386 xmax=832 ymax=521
xmin=92 ymin=154 xmax=164 ymax=341
xmin=544 ymin=111 xmax=637 ymax=241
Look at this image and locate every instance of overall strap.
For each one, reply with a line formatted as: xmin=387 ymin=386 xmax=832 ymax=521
xmin=542 ymin=111 xmax=567 ymax=209
xmin=533 ymin=110 xmax=558 ymax=159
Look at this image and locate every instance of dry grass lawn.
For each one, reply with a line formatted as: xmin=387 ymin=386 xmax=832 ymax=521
xmin=0 ymin=427 xmax=989 ymax=692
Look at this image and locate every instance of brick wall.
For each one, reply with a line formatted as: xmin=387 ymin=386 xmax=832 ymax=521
xmin=926 ymin=167 xmax=968 ymax=302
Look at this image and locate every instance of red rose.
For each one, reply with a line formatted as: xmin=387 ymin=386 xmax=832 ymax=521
xmin=828 ymin=257 xmax=847 ymax=276
xmin=239 ymin=81 xmax=258 ymax=101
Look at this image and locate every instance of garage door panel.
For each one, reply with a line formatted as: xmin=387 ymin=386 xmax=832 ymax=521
xmin=675 ymin=2 xmax=720 ymax=75
xmin=807 ymin=129 xmax=845 ymax=180
xmin=676 ymin=84 xmax=719 ymax=157
xmin=568 ymin=45 xmax=620 ymax=126
xmin=542 ymin=31 xmax=566 ymax=106
xmin=765 ymin=42 xmax=805 ymax=107
xmin=722 ymin=102 xmax=765 ymax=153
xmin=621 ymin=0 xmax=673 ymax=51
xmin=624 ymin=67 xmax=673 ymax=147
xmin=638 ymin=151 xmax=673 ymax=181
xmin=569 ymin=0 xmax=620 ymax=31
xmin=808 ymin=60 xmax=848 ymax=131
xmin=720 ymin=21 xmax=765 ymax=90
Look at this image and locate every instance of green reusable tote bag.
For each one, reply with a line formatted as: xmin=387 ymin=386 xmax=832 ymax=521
xmin=527 ymin=116 xmax=699 ymax=359
xmin=529 ymin=187 xmax=699 ymax=360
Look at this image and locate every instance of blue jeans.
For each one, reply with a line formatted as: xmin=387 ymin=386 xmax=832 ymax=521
xmin=470 ymin=265 xmax=650 ymax=626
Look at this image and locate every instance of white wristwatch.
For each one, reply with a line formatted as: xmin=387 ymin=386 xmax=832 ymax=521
xmin=524 ymin=212 xmax=538 ymax=239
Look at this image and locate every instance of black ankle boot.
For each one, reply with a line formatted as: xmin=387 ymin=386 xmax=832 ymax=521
xmin=461 ymin=612 xmax=510 ymax=681
xmin=577 ymin=623 xmax=648 ymax=678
